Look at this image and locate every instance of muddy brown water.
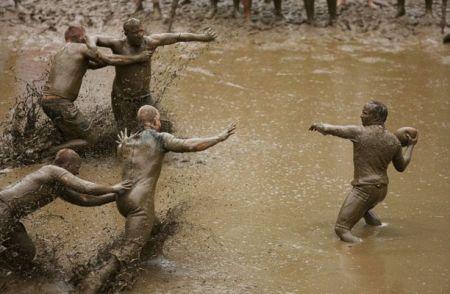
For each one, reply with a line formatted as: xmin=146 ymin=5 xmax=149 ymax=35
xmin=0 ymin=34 xmax=449 ymax=293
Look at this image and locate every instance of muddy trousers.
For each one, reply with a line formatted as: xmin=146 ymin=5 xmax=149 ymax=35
xmin=335 ymin=184 xmax=387 ymax=233
xmin=0 ymin=203 xmax=35 ymax=263
xmin=111 ymin=92 xmax=155 ymax=133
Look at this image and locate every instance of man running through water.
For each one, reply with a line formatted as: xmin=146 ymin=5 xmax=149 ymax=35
xmin=309 ymin=101 xmax=417 ymax=243
xmin=41 ymin=25 xmax=152 ymax=153
xmin=0 ymin=149 xmax=132 ymax=264
xmin=86 ymin=18 xmax=217 ymax=132
xmin=79 ymin=105 xmax=236 ymax=292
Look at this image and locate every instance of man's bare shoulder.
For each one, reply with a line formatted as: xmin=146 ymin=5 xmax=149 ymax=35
xmin=39 ymin=165 xmax=69 ymax=179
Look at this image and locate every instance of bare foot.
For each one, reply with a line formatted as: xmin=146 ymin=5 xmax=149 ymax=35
xmin=337 ymin=0 xmax=347 ymax=6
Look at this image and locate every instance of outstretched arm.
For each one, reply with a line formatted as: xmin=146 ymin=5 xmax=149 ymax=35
xmin=96 ymin=50 xmax=151 ymax=66
xmin=393 ymin=134 xmax=418 ymax=172
xmin=162 ymin=122 xmax=236 ymax=153
xmin=85 ymin=35 xmax=121 ymax=51
xmin=148 ymin=28 xmax=217 ymax=47
xmin=49 ymin=166 xmax=132 ymax=195
xmin=81 ymin=47 xmax=151 ymax=66
xmin=59 ymin=189 xmax=116 ymax=207
xmin=309 ymin=123 xmax=362 ymax=141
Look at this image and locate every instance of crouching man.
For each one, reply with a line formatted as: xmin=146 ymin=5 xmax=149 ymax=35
xmin=0 ymin=148 xmax=132 ymax=264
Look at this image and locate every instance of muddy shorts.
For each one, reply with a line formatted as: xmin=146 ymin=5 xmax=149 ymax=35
xmin=40 ymin=97 xmax=93 ymax=142
xmin=335 ymin=184 xmax=388 ymax=231
xmin=111 ymin=90 xmax=155 ymax=133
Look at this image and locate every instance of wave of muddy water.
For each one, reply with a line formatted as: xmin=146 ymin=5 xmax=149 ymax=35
xmin=1 ymin=21 xmax=450 ymax=294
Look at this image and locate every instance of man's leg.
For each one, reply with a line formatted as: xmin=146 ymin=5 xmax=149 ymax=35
xmin=304 ymin=0 xmax=315 ymax=24
xmin=79 ymin=207 xmax=154 ymax=293
xmin=41 ymin=98 xmax=94 ymax=153
xmin=152 ymin=0 xmax=163 ymax=19
xmin=396 ymin=0 xmax=406 ymax=17
xmin=273 ymin=0 xmax=282 ymax=18
xmin=327 ymin=0 xmax=337 ymax=25
xmin=363 ymin=210 xmax=382 ymax=226
xmin=425 ymin=0 xmax=432 ymax=15
xmin=2 ymin=222 xmax=36 ymax=265
xmin=335 ymin=187 xmax=372 ymax=243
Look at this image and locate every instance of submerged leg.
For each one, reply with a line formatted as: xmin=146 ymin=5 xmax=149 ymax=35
xmin=334 ymin=188 xmax=372 ymax=244
xmin=79 ymin=190 xmax=154 ymax=293
xmin=2 ymin=222 xmax=36 ymax=266
xmin=363 ymin=210 xmax=382 ymax=226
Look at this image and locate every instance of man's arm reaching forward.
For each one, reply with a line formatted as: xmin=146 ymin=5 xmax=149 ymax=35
xmin=309 ymin=123 xmax=362 ymax=141
xmin=48 ymin=165 xmax=132 ymax=195
xmin=59 ymin=189 xmax=117 ymax=207
xmin=147 ymin=28 xmax=217 ymax=47
xmin=162 ymin=122 xmax=236 ymax=153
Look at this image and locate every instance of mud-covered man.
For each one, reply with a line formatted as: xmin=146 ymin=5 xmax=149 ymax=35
xmin=309 ymin=101 xmax=417 ymax=243
xmin=86 ymin=18 xmax=217 ymax=132
xmin=0 ymin=149 xmax=132 ymax=264
xmin=79 ymin=105 xmax=236 ymax=292
xmin=41 ymin=26 xmax=152 ymax=153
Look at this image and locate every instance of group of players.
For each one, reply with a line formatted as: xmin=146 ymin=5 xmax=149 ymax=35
xmin=0 ymin=18 xmax=418 ymax=293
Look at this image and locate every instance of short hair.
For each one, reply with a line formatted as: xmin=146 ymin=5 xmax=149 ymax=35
xmin=137 ymin=105 xmax=159 ymax=123
xmin=123 ymin=18 xmax=142 ymax=32
xmin=367 ymin=100 xmax=388 ymax=123
xmin=64 ymin=26 xmax=86 ymax=42
xmin=54 ymin=148 xmax=81 ymax=167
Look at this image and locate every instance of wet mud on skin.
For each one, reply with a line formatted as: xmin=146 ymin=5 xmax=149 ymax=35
xmin=0 ymin=1 xmax=449 ymax=293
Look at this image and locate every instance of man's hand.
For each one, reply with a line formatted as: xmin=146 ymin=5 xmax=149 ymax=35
xmin=309 ymin=123 xmax=327 ymax=135
xmin=112 ymin=179 xmax=133 ymax=195
xmin=406 ymin=133 xmax=418 ymax=146
xmin=204 ymin=27 xmax=217 ymax=42
xmin=218 ymin=122 xmax=237 ymax=141
xmin=136 ymin=50 xmax=153 ymax=62
xmin=116 ymin=128 xmax=139 ymax=145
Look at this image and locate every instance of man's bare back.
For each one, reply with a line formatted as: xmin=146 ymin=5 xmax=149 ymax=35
xmin=79 ymin=106 xmax=235 ymax=293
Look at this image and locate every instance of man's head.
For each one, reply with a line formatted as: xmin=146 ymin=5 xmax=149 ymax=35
xmin=123 ymin=18 xmax=145 ymax=47
xmin=137 ymin=105 xmax=161 ymax=131
xmin=54 ymin=148 xmax=82 ymax=175
xmin=360 ymin=100 xmax=388 ymax=126
xmin=64 ymin=26 xmax=87 ymax=43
